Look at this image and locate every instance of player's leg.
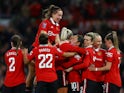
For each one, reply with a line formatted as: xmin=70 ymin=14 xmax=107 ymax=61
xmin=25 ymin=62 xmax=35 ymax=93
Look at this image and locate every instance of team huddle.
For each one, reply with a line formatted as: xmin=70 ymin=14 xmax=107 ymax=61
xmin=2 ymin=5 xmax=122 ymax=93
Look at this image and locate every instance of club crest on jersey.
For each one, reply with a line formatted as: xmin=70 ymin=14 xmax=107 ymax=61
xmin=42 ymin=22 xmax=47 ymax=28
xmin=97 ymin=51 xmax=102 ymax=56
xmin=51 ymin=26 xmax=53 ymax=28
xmin=56 ymin=27 xmax=59 ymax=31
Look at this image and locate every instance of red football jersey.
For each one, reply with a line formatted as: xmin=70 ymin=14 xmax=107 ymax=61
xmin=33 ymin=18 xmax=60 ymax=47
xmin=67 ymin=71 xmax=81 ymax=83
xmin=55 ymin=42 xmax=86 ymax=83
xmin=55 ymin=41 xmax=86 ymax=71
xmin=4 ymin=48 xmax=26 ymax=87
xmin=28 ymin=45 xmax=64 ymax=82
xmin=59 ymin=41 xmax=86 ymax=54
xmin=62 ymin=55 xmax=82 ymax=69
xmin=73 ymin=46 xmax=96 ymax=81
xmin=63 ymin=55 xmax=82 ymax=83
xmin=73 ymin=51 xmax=91 ymax=70
xmin=104 ymin=46 xmax=122 ymax=87
xmin=82 ymin=46 xmax=96 ymax=81
xmin=93 ymin=48 xmax=106 ymax=82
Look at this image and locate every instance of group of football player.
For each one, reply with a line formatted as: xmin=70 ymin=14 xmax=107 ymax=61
xmin=2 ymin=4 xmax=122 ymax=93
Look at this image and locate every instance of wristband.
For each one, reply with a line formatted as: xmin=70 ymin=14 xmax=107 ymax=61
xmin=95 ymin=68 xmax=98 ymax=71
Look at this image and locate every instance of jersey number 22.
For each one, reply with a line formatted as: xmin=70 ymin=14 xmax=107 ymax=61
xmin=38 ymin=54 xmax=53 ymax=68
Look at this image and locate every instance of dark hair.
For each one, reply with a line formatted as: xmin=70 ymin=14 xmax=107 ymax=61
xmin=11 ymin=34 xmax=22 ymax=48
xmin=11 ymin=35 xmax=22 ymax=54
xmin=42 ymin=5 xmax=62 ymax=19
xmin=77 ymin=35 xmax=84 ymax=47
xmin=105 ymin=32 xmax=114 ymax=43
xmin=39 ymin=33 xmax=48 ymax=44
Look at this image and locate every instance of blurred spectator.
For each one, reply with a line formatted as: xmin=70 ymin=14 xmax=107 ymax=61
xmin=0 ymin=63 xmax=6 ymax=92
xmin=29 ymin=1 xmax=42 ymax=18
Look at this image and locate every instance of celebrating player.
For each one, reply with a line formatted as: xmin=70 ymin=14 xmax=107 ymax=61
xmin=2 ymin=35 xmax=27 ymax=93
xmin=25 ymin=33 xmax=76 ymax=93
xmin=89 ymin=31 xmax=122 ymax=93
xmin=33 ymin=4 xmax=63 ymax=47
xmin=26 ymin=4 xmax=63 ymax=92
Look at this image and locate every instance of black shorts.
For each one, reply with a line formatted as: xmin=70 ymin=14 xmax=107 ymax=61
xmin=104 ymin=82 xmax=120 ymax=93
xmin=2 ymin=83 xmax=25 ymax=93
xmin=56 ymin=70 xmax=67 ymax=88
xmin=68 ymin=82 xmax=80 ymax=93
xmin=81 ymin=79 xmax=103 ymax=93
xmin=96 ymin=82 xmax=104 ymax=93
xmin=35 ymin=80 xmax=58 ymax=93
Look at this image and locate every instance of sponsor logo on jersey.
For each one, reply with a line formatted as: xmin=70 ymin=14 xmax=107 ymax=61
xmin=48 ymin=31 xmax=56 ymax=36
xmin=106 ymin=52 xmax=113 ymax=57
xmin=95 ymin=58 xmax=102 ymax=61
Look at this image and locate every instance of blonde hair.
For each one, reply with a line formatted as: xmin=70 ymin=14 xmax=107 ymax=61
xmin=60 ymin=27 xmax=73 ymax=41
xmin=94 ymin=32 xmax=102 ymax=40
xmin=112 ymin=31 xmax=120 ymax=51
xmin=85 ymin=32 xmax=95 ymax=42
xmin=105 ymin=31 xmax=120 ymax=51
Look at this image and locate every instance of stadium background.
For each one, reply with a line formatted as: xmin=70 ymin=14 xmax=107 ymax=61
xmin=0 ymin=0 xmax=124 ymax=93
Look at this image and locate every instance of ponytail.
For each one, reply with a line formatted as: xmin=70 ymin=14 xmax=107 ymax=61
xmin=112 ymin=31 xmax=120 ymax=51
xmin=60 ymin=27 xmax=73 ymax=41
xmin=105 ymin=31 xmax=120 ymax=51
